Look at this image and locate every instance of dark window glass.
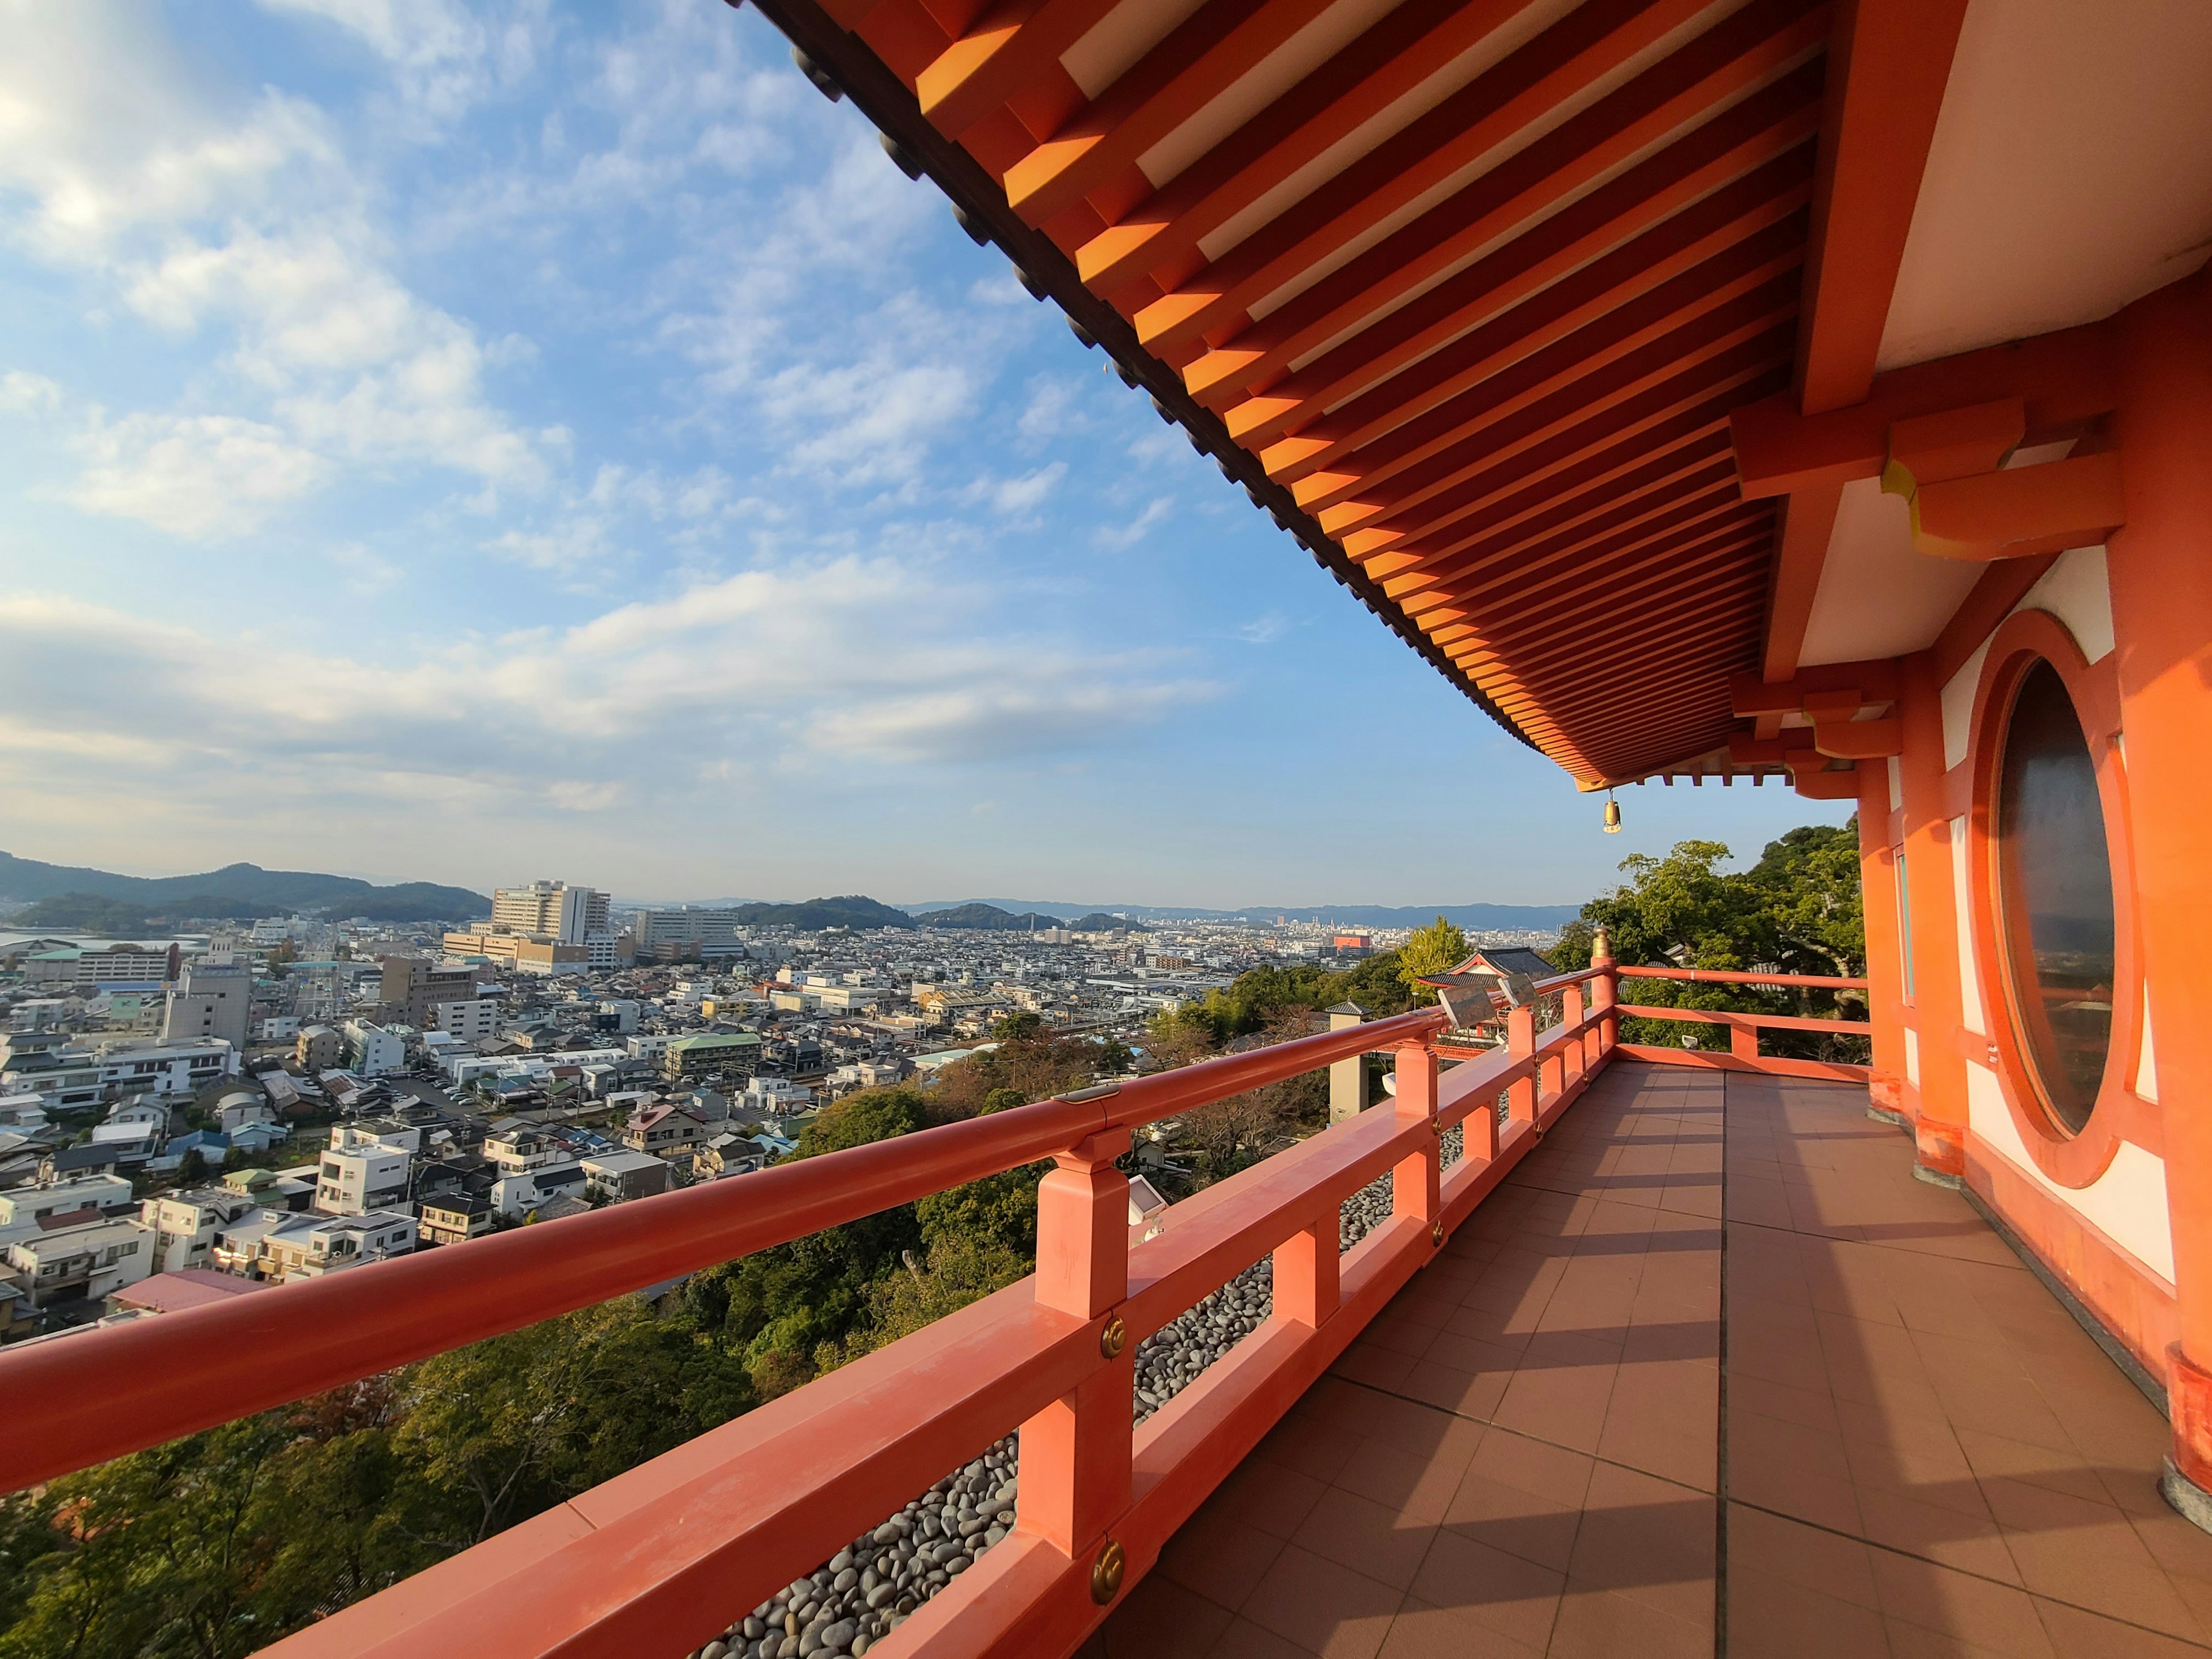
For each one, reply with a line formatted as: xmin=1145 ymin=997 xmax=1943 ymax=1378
xmin=1994 ymin=661 xmax=2116 ymax=1132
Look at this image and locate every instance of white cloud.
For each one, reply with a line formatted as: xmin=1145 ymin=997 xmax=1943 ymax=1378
xmin=65 ymin=412 xmax=327 ymax=537
xmin=1093 ymin=496 xmax=1174 ymax=550
xmin=0 ymin=4 xmax=546 ymax=529
xmin=969 ymin=462 xmax=1066 ymax=516
xmin=0 ymin=372 xmax=61 ymax=412
xmin=1233 ymin=611 xmax=1291 ymax=645
xmin=0 ymin=554 xmax=1217 ymax=819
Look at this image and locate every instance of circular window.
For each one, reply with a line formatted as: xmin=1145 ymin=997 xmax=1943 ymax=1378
xmin=1993 ymin=659 xmax=2118 ymax=1133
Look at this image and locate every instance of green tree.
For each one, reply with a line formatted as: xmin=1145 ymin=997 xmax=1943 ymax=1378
xmin=396 ymin=1297 xmax=747 ymax=1548
xmin=1397 ymin=917 xmax=1470 ymax=1003
xmin=987 ymin=1011 xmax=1043 ymax=1043
xmin=1560 ymin=824 xmax=1869 ymax=1060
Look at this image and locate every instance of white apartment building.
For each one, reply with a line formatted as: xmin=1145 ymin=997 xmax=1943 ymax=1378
xmin=341 ymin=1020 xmax=406 ymax=1077
xmin=632 ymin=907 xmax=744 ymax=949
xmin=490 ymin=880 xmax=611 ymax=945
xmin=430 ymin=999 xmax=500 ymax=1041
xmin=0 ymin=1174 xmax=138 ymax=1249
xmin=248 ymin=1210 xmax=415 ymax=1281
xmin=316 ymin=1128 xmax=412 ymax=1215
xmin=139 ymin=1187 xmax=262 ymax=1272
xmin=254 ymin=1016 xmax=302 ymax=1041
xmin=161 ymin=956 xmax=251 ymax=1051
xmin=5 ymin=1213 xmax=154 ymax=1307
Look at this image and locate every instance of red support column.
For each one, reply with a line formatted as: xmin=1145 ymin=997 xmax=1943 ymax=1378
xmin=1391 ymin=1041 xmax=1440 ymax=1237
xmin=1897 ymin=649 xmax=1969 ymax=1183
xmin=1858 ymin=760 xmax=1911 ymax=1122
xmin=1020 ymin=1127 xmax=1131 ymax=1560
xmin=2105 ymin=273 xmax=2212 ymax=1523
xmin=1730 ymin=1019 xmax=1760 ymax=1065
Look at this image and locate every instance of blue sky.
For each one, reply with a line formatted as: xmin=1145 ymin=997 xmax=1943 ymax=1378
xmin=0 ymin=0 xmax=1847 ymax=909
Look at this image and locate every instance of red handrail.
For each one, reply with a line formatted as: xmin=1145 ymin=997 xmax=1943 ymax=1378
xmin=0 ymin=1006 xmax=1445 ymax=1494
xmin=1615 ymin=964 xmax=1868 ymax=990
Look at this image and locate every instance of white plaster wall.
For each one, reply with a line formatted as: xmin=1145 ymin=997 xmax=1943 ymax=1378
xmin=2020 ymin=546 xmax=2115 ymax=661
xmin=2136 ymin=987 xmax=2160 ymax=1103
xmin=1967 ymin=1058 xmax=2176 ymax=1285
xmin=1951 ymin=818 xmax=1984 ymax=1034
xmin=1938 ymin=546 xmax=2113 ymax=767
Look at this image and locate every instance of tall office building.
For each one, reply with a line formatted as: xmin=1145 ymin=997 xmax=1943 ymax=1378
xmin=489 ymin=881 xmax=610 ymax=945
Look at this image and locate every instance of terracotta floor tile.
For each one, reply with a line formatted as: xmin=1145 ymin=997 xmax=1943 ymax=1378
xmin=2032 ymin=1595 xmax=2212 ymax=1657
xmin=1440 ymin=1470 xmax=1584 ymax=1574
xmin=1986 ymin=1478 xmax=2209 ymax=1643
xmin=1564 ymin=1462 xmax=1714 ymax=1627
xmin=1259 ymin=1410 xmax=1361 ymax=1486
xmin=1334 ymin=1433 xmax=1482 ymax=1526
xmin=1240 ymin=1544 xmax=1401 ymax=1659
xmin=1406 ymin=1528 xmax=1563 ymax=1650
xmin=1213 ymin=1454 xmax=1334 ymax=1541
xmin=1330 ymin=1340 xmax=1420 ymax=1396
xmin=1594 ymin=1359 xmax=1718 ymax=1489
xmin=1098 ymin=1570 xmax=1240 ymax=1657
xmin=1399 ymin=1358 xmax=1512 ymax=1422
xmin=1854 ymin=1482 xmax=2027 ymax=1585
xmin=1372 ymin=1597 xmax=1543 ymax=1659
xmin=1206 ymin=1618 xmax=1314 ymax=1659
xmin=1870 ymin=1548 xmax=2057 ymax=1658
xmin=1728 ymin=1502 xmax=1881 ymax=1609
xmin=1289 ymin=1487 xmax=1437 ymax=1593
xmin=1488 ymin=1360 xmax=1616 ymax=1455
xmin=1728 ymin=1565 xmax=1893 ymax=1659
xmin=1546 ymin=1584 xmax=1711 ymax=1658
xmin=1730 ymin=1402 xmax=1857 ymax=1488
xmin=1158 ymin=1502 xmax=1289 ymax=1612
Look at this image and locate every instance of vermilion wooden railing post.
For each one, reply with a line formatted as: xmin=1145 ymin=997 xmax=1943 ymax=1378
xmin=1020 ymin=1126 xmax=1132 ymax=1559
xmin=1506 ymin=1004 xmax=1537 ymax=1126
xmin=1274 ymin=1218 xmax=1340 ymax=1327
xmin=1560 ymin=984 xmax=1586 ymax=1088
xmin=1591 ymin=929 xmax=1619 ymax=1053
xmin=1392 ymin=1040 xmax=1440 ymax=1232
xmin=1730 ymin=1018 xmax=1761 ymax=1063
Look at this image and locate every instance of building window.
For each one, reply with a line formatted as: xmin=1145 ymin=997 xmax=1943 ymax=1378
xmin=1993 ymin=660 xmax=2116 ymax=1135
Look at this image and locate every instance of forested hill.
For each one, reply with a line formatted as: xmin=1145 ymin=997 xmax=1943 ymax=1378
xmin=0 ymin=853 xmax=487 ymax=922
xmin=916 ymin=903 xmax=1064 ymax=930
xmin=725 ymin=896 xmax=916 ymax=930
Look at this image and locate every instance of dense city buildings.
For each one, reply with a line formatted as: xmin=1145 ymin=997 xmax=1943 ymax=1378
xmin=0 ymin=885 xmax=1551 ymax=1344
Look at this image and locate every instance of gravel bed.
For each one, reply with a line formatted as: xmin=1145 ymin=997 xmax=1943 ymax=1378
xmin=684 ymin=1119 xmax=1486 ymax=1657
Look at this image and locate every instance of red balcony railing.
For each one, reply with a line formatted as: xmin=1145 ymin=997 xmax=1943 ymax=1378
xmin=1612 ymin=963 xmax=1873 ymax=1081
xmin=0 ymin=953 xmax=1863 ymax=1657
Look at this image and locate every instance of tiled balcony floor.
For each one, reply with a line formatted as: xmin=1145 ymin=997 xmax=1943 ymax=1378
xmin=1090 ymin=1060 xmax=2212 ymax=1657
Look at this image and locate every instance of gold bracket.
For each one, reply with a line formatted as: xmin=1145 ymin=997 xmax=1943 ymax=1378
xmin=1090 ymin=1538 xmax=1126 ymax=1604
xmin=1099 ymin=1314 xmax=1127 ymax=1359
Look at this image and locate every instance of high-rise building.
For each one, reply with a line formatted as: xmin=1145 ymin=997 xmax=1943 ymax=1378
xmin=489 ymin=881 xmax=610 ymax=945
xmin=160 ymin=956 xmax=251 ymax=1051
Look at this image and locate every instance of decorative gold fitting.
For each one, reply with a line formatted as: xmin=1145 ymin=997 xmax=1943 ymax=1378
xmin=1430 ymin=1221 xmax=1445 ymax=1247
xmin=1090 ymin=1538 xmax=1126 ymax=1604
xmin=1100 ymin=1314 xmax=1127 ymax=1359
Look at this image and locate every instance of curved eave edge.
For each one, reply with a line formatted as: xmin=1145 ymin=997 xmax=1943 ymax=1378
xmin=734 ymin=0 xmax=1541 ymax=756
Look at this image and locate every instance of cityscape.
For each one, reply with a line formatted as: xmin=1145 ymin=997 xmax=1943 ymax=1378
xmin=0 ymin=874 xmax=1565 ymax=1334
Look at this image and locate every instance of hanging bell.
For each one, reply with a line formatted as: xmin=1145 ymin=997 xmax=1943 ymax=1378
xmin=1603 ymin=793 xmax=1622 ymax=834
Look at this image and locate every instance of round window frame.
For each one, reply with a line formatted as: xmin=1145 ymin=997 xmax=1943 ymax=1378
xmin=1964 ymin=606 xmax=2143 ymax=1188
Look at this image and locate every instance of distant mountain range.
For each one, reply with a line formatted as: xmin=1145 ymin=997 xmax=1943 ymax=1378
xmin=0 ymin=852 xmax=490 ymax=925
xmin=898 ymin=898 xmax=1581 ymax=930
xmin=912 ymin=903 xmax=1146 ymax=933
